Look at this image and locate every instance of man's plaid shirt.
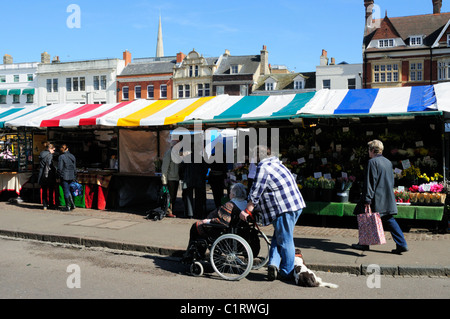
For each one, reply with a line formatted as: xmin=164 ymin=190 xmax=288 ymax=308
xmin=249 ymin=156 xmax=306 ymax=226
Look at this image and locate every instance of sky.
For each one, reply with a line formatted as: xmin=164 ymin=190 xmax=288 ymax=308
xmin=3 ymin=0 xmax=450 ymax=72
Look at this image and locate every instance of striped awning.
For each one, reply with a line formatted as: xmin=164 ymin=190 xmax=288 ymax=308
xmin=0 ymin=106 xmax=47 ymax=128
xmin=4 ymin=83 xmax=450 ymax=128
xmin=299 ymin=85 xmax=438 ymax=116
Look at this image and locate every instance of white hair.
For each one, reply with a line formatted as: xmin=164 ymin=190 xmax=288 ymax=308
xmin=230 ymin=183 xmax=247 ymax=200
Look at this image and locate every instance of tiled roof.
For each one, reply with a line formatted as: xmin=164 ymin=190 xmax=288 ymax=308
xmin=119 ymin=60 xmax=176 ymax=76
xmin=215 ymin=55 xmax=261 ymax=75
xmin=364 ymin=12 xmax=450 ymax=48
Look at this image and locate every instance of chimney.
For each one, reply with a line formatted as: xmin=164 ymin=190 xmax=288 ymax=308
xmin=52 ymin=56 xmax=60 ymax=63
xmin=433 ymin=0 xmax=442 ymax=14
xmin=176 ymin=52 xmax=186 ymax=64
xmin=320 ymin=49 xmax=328 ymax=66
xmin=3 ymin=54 xmax=13 ymax=64
xmin=123 ymin=50 xmax=131 ymax=66
xmin=41 ymin=52 xmax=51 ymax=64
xmin=330 ymin=57 xmax=336 ymax=65
xmin=260 ymin=45 xmax=269 ymax=76
xmin=224 ymin=49 xmax=231 ymax=56
xmin=364 ymin=0 xmax=375 ymax=34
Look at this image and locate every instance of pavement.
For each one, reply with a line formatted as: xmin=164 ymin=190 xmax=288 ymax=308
xmin=0 ymin=196 xmax=449 ymax=277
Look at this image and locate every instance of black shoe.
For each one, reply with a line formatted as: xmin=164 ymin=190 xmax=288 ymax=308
xmin=267 ymin=265 xmax=280 ymax=281
xmin=352 ymin=243 xmax=369 ymax=251
xmin=61 ymin=206 xmax=71 ymax=212
xmin=391 ymin=246 xmax=409 ymax=255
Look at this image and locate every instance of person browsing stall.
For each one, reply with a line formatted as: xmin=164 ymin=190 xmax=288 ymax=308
xmin=57 ymin=144 xmax=77 ymax=212
xmin=352 ymin=139 xmax=408 ymax=254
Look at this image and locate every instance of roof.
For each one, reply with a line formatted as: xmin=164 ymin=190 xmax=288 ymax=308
xmin=254 ymin=72 xmax=313 ymax=91
xmin=364 ymin=12 xmax=450 ymax=49
xmin=119 ymin=60 xmax=176 ymax=77
xmin=215 ymin=55 xmax=261 ymax=75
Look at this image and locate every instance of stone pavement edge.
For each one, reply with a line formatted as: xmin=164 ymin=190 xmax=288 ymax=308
xmin=0 ymin=201 xmax=449 ymax=277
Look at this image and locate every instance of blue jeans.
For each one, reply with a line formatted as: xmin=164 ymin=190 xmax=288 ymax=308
xmin=61 ymin=180 xmax=71 ymax=199
xmin=268 ymin=209 xmax=302 ymax=278
xmin=381 ymin=215 xmax=408 ymax=249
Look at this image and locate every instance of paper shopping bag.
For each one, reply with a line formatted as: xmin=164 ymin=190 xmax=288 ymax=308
xmin=357 ymin=206 xmax=386 ymax=246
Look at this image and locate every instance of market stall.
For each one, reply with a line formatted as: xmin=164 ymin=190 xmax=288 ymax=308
xmin=3 ymin=83 xmax=450 ymax=225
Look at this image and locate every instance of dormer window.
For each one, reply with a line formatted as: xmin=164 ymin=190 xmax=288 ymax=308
xmin=231 ymin=65 xmax=239 ymax=74
xmin=378 ymin=39 xmax=394 ymax=48
xmin=265 ymin=83 xmax=275 ymax=91
xmin=410 ymin=36 xmax=423 ymax=46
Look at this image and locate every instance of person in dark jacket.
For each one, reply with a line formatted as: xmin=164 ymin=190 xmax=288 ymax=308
xmin=38 ymin=143 xmax=56 ymax=210
xmin=353 ymin=140 xmax=408 ymax=254
xmin=57 ymin=144 xmax=77 ymax=211
xmin=179 ymin=148 xmax=208 ymax=219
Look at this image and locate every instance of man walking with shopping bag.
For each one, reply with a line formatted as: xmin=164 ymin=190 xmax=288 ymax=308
xmin=352 ymin=140 xmax=409 ymax=254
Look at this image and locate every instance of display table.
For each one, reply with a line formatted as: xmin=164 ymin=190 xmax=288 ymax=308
xmin=303 ymin=202 xmax=445 ymax=221
xmin=77 ymin=172 xmax=113 ymax=210
xmin=110 ymin=173 xmax=162 ymax=208
xmin=0 ymin=172 xmax=32 ymax=195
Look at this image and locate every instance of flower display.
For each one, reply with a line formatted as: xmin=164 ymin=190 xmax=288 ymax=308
xmin=336 ymin=176 xmax=356 ymax=192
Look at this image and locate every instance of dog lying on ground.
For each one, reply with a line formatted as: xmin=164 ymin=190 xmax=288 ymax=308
xmin=293 ymin=249 xmax=339 ymax=289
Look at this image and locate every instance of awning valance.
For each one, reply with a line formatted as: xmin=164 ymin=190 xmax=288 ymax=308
xmin=8 ymin=89 xmax=21 ymax=95
xmin=22 ymin=88 xmax=35 ymax=95
xmin=0 ymin=90 xmax=7 ymax=96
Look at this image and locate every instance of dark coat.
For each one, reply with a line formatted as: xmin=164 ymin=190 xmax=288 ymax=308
xmin=354 ymin=154 xmax=397 ymax=216
xmin=57 ymin=151 xmax=77 ymax=181
xmin=38 ymin=150 xmax=56 ymax=186
xmin=179 ymin=153 xmax=207 ymax=188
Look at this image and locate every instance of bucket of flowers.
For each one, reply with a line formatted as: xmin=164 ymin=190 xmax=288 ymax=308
xmin=336 ymin=175 xmax=355 ymax=203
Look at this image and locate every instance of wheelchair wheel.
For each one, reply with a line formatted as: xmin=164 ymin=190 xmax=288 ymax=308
xmin=251 ymin=230 xmax=270 ymax=270
xmin=189 ymin=261 xmax=204 ymax=277
xmin=210 ymin=234 xmax=253 ymax=281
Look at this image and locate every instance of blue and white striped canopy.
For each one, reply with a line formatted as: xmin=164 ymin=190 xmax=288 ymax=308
xmin=299 ymin=85 xmax=438 ymax=116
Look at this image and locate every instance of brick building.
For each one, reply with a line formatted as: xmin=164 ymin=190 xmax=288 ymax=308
xmin=363 ymin=0 xmax=450 ymax=88
xmin=116 ymin=50 xmax=185 ymax=102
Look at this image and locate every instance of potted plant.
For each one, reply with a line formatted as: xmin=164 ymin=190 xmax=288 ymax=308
xmin=318 ymin=177 xmax=335 ymax=202
xmin=302 ymin=177 xmax=319 ymax=202
xmin=336 ymin=176 xmax=355 ymax=203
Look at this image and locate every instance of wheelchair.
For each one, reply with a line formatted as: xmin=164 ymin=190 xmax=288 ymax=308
xmin=183 ymin=211 xmax=270 ymax=281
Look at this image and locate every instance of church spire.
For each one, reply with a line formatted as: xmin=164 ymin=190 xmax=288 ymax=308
xmin=156 ymin=15 xmax=164 ymax=58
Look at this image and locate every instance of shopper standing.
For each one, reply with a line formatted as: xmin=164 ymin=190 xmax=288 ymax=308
xmin=57 ymin=144 xmax=77 ymax=211
xmin=38 ymin=143 xmax=56 ymax=210
xmin=161 ymin=139 xmax=180 ymax=218
xmin=240 ymin=146 xmax=305 ymax=281
xmin=352 ymin=139 xmax=409 ymax=254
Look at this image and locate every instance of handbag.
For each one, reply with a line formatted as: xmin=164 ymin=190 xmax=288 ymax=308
xmin=357 ymin=206 xmax=386 ymax=245
xmin=69 ymin=181 xmax=83 ymax=197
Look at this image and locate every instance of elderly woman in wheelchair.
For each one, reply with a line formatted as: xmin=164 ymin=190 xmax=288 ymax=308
xmin=182 ymin=183 xmax=270 ymax=281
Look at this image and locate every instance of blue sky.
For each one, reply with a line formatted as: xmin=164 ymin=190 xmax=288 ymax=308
xmin=3 ymin=0 xmax=450 ymax=72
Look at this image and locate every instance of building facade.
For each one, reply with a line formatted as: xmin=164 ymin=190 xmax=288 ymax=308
xmin=363 ymin=0 xmax=450 ymax=88
xmin=316 ymin=50 xmax=362 ymax=90
xmin=212 ymin=46 xmax=269 ymax=96
xmin=173 ymin=50 xmax=218 ymax=99
xmin=36 ymin=53 xmax=125 ymax=106
xmin=116 ymin=50 xmax=183 ymax=102
xmin=0 ymin=54 xmax=39 ymax=107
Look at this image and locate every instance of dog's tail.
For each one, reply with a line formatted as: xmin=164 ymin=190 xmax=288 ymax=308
xmin=317 ymin=278 xmax=339 ymax=289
